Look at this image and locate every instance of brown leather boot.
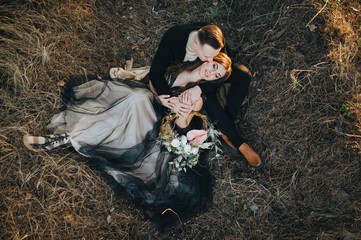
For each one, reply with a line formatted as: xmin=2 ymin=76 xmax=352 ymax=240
xmin=238 ymin=143 xmax=263 ymax=168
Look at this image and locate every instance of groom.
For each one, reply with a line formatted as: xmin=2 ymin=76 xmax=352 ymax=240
xmin=149 ymin=23 xmax=263 ymax=169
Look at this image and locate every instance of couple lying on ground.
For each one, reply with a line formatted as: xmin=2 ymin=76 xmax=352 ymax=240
xmin=23 ymin=23 xmax=264 ymax=228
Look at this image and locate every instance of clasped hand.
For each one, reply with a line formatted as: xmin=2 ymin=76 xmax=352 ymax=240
xmin=158 ymin=86 xmax=202 ymax=118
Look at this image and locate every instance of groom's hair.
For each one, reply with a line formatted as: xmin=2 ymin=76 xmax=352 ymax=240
xmin=197 ymin=25 xmax=224 ymax=50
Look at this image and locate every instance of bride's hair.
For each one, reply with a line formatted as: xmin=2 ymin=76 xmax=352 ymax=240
xmin=166 ymin=52 xmax=232 ymax=95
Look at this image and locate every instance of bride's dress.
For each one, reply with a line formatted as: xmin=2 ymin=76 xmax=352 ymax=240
xmin=47 ymin=76 xmax=213 ymax=228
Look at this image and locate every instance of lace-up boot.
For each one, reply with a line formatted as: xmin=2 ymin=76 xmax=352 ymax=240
xmin=23 ymin=134 xmax=71 ymax=152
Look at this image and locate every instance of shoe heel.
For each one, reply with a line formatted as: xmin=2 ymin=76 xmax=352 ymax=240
xmin=23 ymin=135 xmax=42 ymax=152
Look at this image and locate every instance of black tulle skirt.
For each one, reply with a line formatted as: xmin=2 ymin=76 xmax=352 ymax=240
xmin=47 ymin=77 xmax=214 ymax=228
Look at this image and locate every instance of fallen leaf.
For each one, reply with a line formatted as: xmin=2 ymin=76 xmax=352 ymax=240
xmin=213 ymin=0 xmax=218 ymax=6
xmin=137 ymin=37 xmax=149 ymax=45
xmin=271 ymin=26 xmax=288 ymax=40
xmin=139 ymin=51 xmax=145 ymax=57
xmin=107 ymin=215 xmax=112 ymax=224
xmin=131 ymin=45 xmax=139 ymax=50
xmin=57 ymin=80 xmax=66 ymax=87
xmin=142 ymin=38 xmax=149 ymax=45
xmin=250 ymin=204 xmax=259 ymax=212
xmin=64 ymin=214 xmax=73 ymax=223
xmin=25 ymin=193 xmax=31 ymax=202
xmin=59 ymin=191 xmax=66 ymax=198
xmin=308 ymin=23 xmax=317 ymax=32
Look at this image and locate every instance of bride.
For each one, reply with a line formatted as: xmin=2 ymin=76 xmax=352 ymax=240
xmin=23 ymin=52 xmax=232 ymax=228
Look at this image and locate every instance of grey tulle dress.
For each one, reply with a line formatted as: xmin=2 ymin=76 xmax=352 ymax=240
xmin=47 ymin=75 xmax=213 ymax=228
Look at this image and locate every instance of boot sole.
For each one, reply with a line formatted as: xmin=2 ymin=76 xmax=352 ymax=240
xmin=251 ymin=156 xmax=265 ymax=169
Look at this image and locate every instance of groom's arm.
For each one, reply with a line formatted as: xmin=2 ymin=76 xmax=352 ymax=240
xmin=149 ymin=29 xmax=178 ymax=96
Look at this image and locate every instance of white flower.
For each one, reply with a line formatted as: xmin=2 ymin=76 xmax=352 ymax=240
xmin=184 ymin=144 xmax=192 ymax=153
xmin=163 ymin=142 xmax=170 ymax=147
xmin=171 ymin=138 xmax=181 ymax=148
xmin=180 ymin=135 xmax=187 ymax=146
xmin=199 ymin=142 xmax=213 ymax=149
xmin=191 ymin=147 xmax=199 ymax=155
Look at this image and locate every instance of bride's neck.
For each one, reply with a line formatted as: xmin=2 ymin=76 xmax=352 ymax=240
xmin=185 ymin=69 xmax=200 ymax=83
xmin=172 ymin=68 xmax=201 ymax=87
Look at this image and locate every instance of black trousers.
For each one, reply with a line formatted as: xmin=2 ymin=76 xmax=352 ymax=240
xmin=203 ymin=65 xmax=251 ymax=149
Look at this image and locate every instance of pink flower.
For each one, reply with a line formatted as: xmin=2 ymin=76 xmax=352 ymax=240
xmin=186 ymin=129 xmax=208 ymax=146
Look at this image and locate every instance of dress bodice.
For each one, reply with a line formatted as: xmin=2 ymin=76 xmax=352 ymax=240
xmin=165 ymin=74 xmax=177 ymax=87
xmin=165 ymin=74 xmax=184 ymax=97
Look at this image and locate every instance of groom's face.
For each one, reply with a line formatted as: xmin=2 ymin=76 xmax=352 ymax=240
xmin=195 ymin=43 xmax=221 ymax=62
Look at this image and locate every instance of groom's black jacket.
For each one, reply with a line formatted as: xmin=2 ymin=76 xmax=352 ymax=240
xmin=149 ymin=22 xmax=228 ymax=96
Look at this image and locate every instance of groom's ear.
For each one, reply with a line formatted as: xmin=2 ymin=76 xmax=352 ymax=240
xmin=192 ymin=40 xmax=198 ymax=50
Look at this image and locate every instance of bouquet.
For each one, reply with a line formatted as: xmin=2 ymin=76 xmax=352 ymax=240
xmin=157 ymin=112 xmax=222 ymax=173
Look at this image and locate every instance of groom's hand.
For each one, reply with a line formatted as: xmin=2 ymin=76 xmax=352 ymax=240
xmin=179 ymin=86 xmax=202 ymax=105
xmin=170 ymin=100 xmax=192 ymax=118
xmin=171 ymin=91 xmax=197 ymax=118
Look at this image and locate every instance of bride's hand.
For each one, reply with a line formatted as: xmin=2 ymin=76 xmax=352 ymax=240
xmin=158 ymin=95 xmax=176 ymax=109
xmin=171 ymin=93 xmax=194 ymax=118
xmin=179 ymin=86 xmax=201 ymax=104
xmin=179 ymin=90 xmax=192 ymax=105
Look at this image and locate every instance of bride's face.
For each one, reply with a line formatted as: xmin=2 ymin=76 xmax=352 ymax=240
xmin=199 ymin=61 xmax=227 ymax=81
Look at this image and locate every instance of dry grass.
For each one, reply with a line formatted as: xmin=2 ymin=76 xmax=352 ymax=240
xmin=0 ymin=0 xmax=360 ymax=239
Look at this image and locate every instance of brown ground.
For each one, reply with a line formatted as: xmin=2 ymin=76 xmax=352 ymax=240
xmin=0 ymin=0 xmax=360 ymax=239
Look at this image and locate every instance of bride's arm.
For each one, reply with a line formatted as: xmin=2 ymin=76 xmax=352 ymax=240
xmin=175 ymin=96 xmax=203 ymax=128
xmin=149 ymin=79 xmax=176 ymax=109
